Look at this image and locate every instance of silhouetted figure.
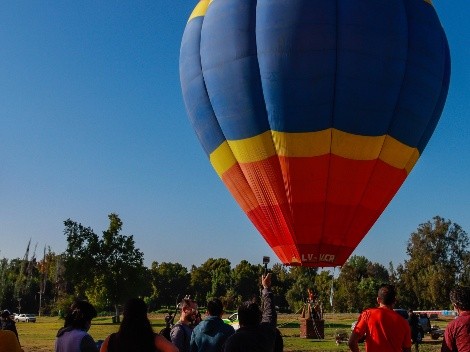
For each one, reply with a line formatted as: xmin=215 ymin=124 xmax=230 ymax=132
xmin=100 ymin=298 xmax=178 ymax=352
xmin=55 ymin=300 xmax=98 ymax=352
xmin=224 ymin=273 xmax=283 ymax=352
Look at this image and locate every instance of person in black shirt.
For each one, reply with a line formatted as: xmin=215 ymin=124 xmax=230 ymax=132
xmin=1 ymin=310 xmax=19 ymax=340
xmin=224 ymin=273 xmax=283 ymax=352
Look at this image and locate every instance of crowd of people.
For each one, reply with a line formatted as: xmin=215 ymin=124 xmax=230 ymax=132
xmin=52 ymin=273 xmax=282 ymax=352
xmin=1 ymin=276 xmax=468 ymax=352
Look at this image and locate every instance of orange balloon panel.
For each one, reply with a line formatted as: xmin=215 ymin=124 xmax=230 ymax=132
xmin=222 ymin=155 xmax=406 ymax=266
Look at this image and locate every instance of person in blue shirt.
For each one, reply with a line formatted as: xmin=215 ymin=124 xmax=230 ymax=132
xmin=190 ymin=298 xmax=235 ymax=352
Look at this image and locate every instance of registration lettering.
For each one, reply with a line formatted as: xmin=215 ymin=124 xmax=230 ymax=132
xmin=301 ymin=253 xmax=335 ymax=263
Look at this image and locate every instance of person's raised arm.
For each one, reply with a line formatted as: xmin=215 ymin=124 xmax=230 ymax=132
xmin=261 ymin=273 xmax=277 ymax=326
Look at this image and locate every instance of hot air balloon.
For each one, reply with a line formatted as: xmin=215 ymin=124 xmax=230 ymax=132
xmin=179 ymin=0 xmax=450 ymax=267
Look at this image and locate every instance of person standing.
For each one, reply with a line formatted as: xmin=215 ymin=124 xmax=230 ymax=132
xmin=408 ymin=309 xmax=421 ymax=352
xmin=348 ymin=284 xmax=411 ymax=352
xmin=441 ymin=286 xmax=470 ymax=352
xmin=190 ymin=298 xmax=235 ymax=352
xmin=55 ymin=300 xmax=99 ymax=352
xmin=1 ymin=310 xmax=19 ymax=340
xmin=224 ymin=273 xmax=282 ymax=352
xmin=171 ymin=297 xmax=199 ymax=352
xmin=100 ymin=298 xmax=178 ymax=352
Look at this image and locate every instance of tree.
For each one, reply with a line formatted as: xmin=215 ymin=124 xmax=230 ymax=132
xmin=314 ymin=270 xmax=334 ymax=312
xmin=231 ymin=260 xmax=261 ymax=302
xmin=63 ymin=219 xmax=100 ymax=297
xmin=285 ymin=266 xmax=318 ymax=313
xmin=334 ymin=256 xmax=388 ymax=312
xmin=461 ymin=252 xmax=470 ymax=286
xmin=150 ymin=262 xmax=189 ymax=308
xmin=96 ymin=214 xmax=148 ymax=318
xmin=0 ymin=258 xmax=8 ymax=307
xmin=63 ymin=214 xmax=148 ymax=318
xmin=270 ymin=263 xmax=294 ymax=311
xmin=398 ymin=216 xmax=469 ymax=309
xmin=190 ymin=258 xmax=231 ymax=303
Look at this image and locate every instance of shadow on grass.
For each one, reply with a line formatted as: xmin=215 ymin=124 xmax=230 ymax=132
xmin=421 ymin=339 xmax=443 ymax=345
xmin=324 ymin=322 xmax=351 ymax=329
xmin=279 ymin=322 xmax=300 ymax=328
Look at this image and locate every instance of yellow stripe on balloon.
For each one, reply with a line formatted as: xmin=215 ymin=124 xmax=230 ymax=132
xmin=271 ymin=130 xmax=331 ymax=156
xmin=423 ymin=0 xmax=433 ymax=5
xmin=188 ymin=0 xmax=210 ymax=22
xmin=228 ymin=131 xmax=277 ymax=163
xmin=210 ymin=141 xmax=237 ymax=177
xmin=209 ymin=129 xmax=420 ymax=178
xmin=331 ymin=130 xmax=384 ymax=160
xmin=380 ymin=136 xmax=419 ymax=172
xmin=404 ymin=149 xmax=420 ymax=174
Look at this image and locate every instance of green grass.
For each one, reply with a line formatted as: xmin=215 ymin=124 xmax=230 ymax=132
xmin=17 ymin=313 xmax=450 ymax=352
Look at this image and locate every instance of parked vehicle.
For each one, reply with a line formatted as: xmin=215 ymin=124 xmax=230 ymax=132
xmin=14 ymin=313 xmax=36 ymax=322
xmin=223 ymin=312 xmax=239 ymax=330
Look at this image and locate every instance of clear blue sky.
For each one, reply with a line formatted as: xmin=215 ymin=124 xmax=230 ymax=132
xmin=0 ymin=1 xmax=468 ymax=270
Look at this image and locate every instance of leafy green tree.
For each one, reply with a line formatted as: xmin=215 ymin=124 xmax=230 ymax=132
xmin=209 ymin=265 xmax=231 ymax=300
xmin=221 ymin=287 xmax=239 ymax=311
xmin=206 ymin=259 xmax=231 ymax=301
xmin=0 ymin=255 xmax=41 ymax=314
xmin=0 ymin=258 xmax=7 ymax=306
xmin=285 ymin=267 xmax=317 ymax=313
xmin=63 ymin=214 xmax=148 ymax=319
xmin=461 ymin=252 xmax=470 ymax=286
xmin=334 ymin=256 xmax=388 ymax=312
xmin=85 ymin=275 xmax=109 ymax=311
xmin=270 ymin=263 xmax=293 ymax=311
xmin=37 ymin=249 xmax=64 ymax=314
xmin=314 ymin=270 xmax=334 ymax=312
xmin=231 ymin=260 xmax=261 ymax=301
xmin=190 ymin=258 xmax=231 ymax=303
xmin=63 ymin=219 xmax=100 ymax=297
xmin=97 ymin=214 xmax=148 ymax=318
xmin=398 ymin=216 xmax=469 ymax=309
xmin=150 ymin=262 xmax=189 ymax=308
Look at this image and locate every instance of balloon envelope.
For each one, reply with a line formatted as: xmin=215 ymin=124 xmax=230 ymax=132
xmin=180 ymin=0 xmax=450 ymax=267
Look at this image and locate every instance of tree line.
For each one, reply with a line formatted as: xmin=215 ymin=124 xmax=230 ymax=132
xmin=0 ymin=215 xmax=468 ymax=317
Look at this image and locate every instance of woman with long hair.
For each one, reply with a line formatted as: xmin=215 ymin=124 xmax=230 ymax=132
xmin=55 ymin=300 xmax=98 ymax=352
xmin=100 ymin=298 xmax=178 ymax=352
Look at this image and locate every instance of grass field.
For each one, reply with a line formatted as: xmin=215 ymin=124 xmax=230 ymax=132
xmin=16 ymin=313 xmax=450 ymax=352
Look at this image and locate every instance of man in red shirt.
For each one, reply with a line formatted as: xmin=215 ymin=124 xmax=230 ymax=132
xmin=348 ymin=284 xmax=411 ymax=352
xmin=441 ymin=286 xmax=470 ymax=352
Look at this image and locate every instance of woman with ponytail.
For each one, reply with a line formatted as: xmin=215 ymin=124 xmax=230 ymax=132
xmin=55 ymin=300 xmax=98 ymax=352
